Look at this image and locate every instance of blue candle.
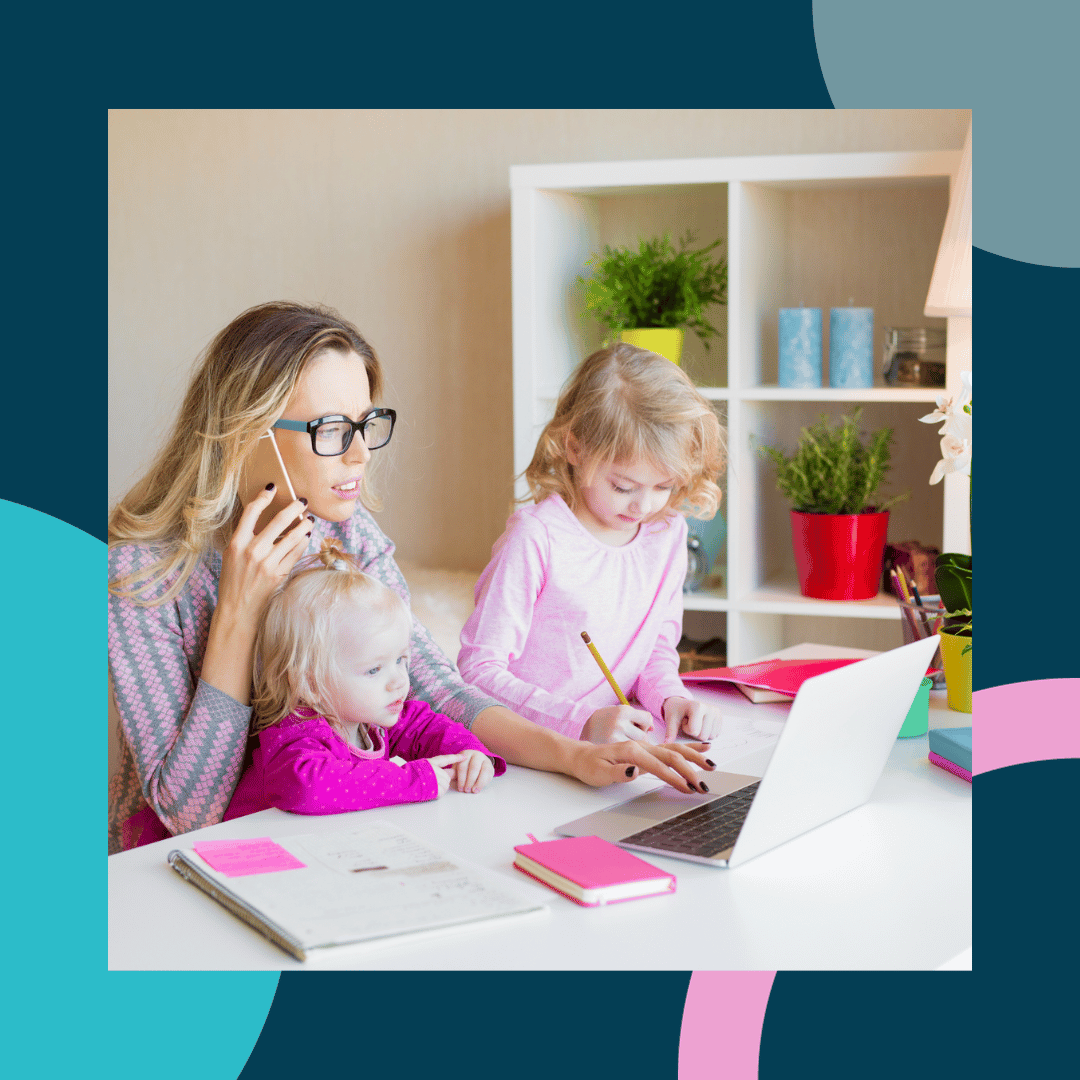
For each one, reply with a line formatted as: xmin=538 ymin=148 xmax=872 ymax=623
xmin=829 ymin=307 xmax=874 ymax=388
xmin=778 ymin=308 xmax=822 ymax=388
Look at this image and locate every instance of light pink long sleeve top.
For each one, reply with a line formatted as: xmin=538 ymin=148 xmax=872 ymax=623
xmin=457 ymin=494 xmax=688 ymax=739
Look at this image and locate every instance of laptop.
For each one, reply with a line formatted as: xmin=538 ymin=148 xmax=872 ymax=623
xmin=555 ymin=636 xmax=940 ymax=868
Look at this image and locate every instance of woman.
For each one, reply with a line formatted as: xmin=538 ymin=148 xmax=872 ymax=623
xmin=108 ymin=301 xmax=712 ymax=853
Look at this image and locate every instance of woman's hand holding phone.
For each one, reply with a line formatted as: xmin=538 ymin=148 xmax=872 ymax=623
xmin=200 ymin=487 xmax=312 ymax=705
xmin=221 ymin=485 xmax=312 ymax=616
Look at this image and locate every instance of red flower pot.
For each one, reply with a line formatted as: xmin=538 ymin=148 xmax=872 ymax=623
xmin=790 ymin=510 xmax=890 ymax=601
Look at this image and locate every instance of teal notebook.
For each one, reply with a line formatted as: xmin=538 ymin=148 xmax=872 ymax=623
xmin=928 ymin=727 xmax=972 ymax=772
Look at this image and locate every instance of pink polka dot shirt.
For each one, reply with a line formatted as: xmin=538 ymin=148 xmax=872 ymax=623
xmin=224 ymin=700 xmax=506 ymax=819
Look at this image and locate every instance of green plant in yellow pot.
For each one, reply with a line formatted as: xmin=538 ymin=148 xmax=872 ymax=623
xmin=920 ymin=373 xmax=972 ymax=712
xmin=578 ymin=231 xmax=727 ymax=365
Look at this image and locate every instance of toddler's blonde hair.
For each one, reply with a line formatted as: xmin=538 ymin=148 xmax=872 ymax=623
xmin=251 ymin=540 xmax=410 ymax=739
xmin=522 ymin=343 xmax=725 ymax=519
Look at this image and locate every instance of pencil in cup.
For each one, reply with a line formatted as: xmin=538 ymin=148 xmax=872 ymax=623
xmin=891 ymin=570 xmax=922 ymax=640
xmin=908 ymin=577 xmax=935 ymax=636
xmin=894 ymin=586 xmax=947 ymax=690
xmin=580 ymin=631 xmax=630 ymax=706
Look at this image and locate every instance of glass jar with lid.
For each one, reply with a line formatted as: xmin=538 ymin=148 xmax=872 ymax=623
xmin=882 ymin=327 xmax=946 ymax=387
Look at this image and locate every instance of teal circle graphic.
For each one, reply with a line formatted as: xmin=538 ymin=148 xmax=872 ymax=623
xmin=814 ymin=0 xmax=1079 ymax=267
xmin=1 ymin=499 xmax=277 ymax=1078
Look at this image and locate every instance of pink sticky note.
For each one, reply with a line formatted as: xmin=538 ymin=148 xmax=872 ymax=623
xmin=192 ymin=837 xmax=306 ymax=877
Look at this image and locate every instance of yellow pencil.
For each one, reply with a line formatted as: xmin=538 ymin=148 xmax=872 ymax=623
xmin=581 ymin=631 xmax=630 ymax=705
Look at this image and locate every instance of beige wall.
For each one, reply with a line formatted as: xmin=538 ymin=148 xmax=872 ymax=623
xmin=109 ymin=109 xmax=970 ymax=570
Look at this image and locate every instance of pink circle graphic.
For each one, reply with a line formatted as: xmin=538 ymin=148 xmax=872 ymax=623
xmin=974 ymin=679 xmax=1080 ymax=775
xmin=679 ymin=971 xmax=777 ymax=1079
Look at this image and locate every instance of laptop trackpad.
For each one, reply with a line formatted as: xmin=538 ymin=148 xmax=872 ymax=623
xmin=617 ymin=787 xmax=713 ymax=820
xmin=555 ymin=773 xmax=761 ymax=843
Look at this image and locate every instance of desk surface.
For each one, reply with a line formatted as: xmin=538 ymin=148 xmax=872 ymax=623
xmin=109 ymin=647 xmax=971 ymax=971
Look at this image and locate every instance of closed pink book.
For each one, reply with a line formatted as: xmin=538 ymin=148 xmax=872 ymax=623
xmin=513 ymin=835 xmax=676 ymax=907
xmin=928 ymin=750 xmax=972 ymax=783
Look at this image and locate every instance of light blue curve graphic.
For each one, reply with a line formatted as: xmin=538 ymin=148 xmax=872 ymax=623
xmin=1 ymin=499 xmax=277 ymax=1079
xmin=814 ymin=0 xmax=1080 ymax=268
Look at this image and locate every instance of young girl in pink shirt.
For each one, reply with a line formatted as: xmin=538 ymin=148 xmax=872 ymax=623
xmin=226 ymin=541 xmax=503 ymax=820
xmin=458 ymin=344 xmax=726 ymax=757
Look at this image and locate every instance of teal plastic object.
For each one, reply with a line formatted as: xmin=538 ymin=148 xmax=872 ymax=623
xmin=685 ymin=509 xmax=727 ymax=591
xmin=897 ymin=676 xmax=933 ymax=737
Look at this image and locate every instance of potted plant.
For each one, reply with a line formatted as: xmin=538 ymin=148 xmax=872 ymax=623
xmin=920 ymin=373 xmax=972 ymax=711
xmin=577 ymin=231 xmax=727 ymax=364
xmin=760 ymin=409 xmax=908 ymax=600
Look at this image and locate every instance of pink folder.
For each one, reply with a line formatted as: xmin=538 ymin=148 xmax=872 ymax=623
xmin=680 ymin=658 xmax=863 ymax=697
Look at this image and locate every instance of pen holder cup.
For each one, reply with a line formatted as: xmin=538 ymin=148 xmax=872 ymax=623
xmin=897 ymin=676 xmax=933 ymax=738
xmin=898 ymin=596 xmax=946 ymax=690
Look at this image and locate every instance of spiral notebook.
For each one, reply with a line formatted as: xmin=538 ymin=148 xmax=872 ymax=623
xmin=168 ymin=818 xmax=547 ymax=961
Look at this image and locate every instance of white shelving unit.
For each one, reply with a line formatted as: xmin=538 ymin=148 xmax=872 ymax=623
xmin=510 ymin=151 xmax=970 ymax=664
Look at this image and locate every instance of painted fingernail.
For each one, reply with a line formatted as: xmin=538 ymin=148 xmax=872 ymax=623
xmin=699 ymin=782 xmax=709 ymax=792
xmin=706 ymin=759 xmax=716 ymax=767
xmin=307 ymin=515 xmax=315 ymax=522
xmin=265 ymin=482 xmax=275 ymax=490
xmin=625 ymin=766 xmax=635 ymax=777
xmin=299 ymin=497 xmax=308 ymax=505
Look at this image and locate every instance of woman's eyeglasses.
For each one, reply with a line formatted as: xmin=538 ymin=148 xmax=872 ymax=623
xmin=273 ymin=408 xmax=397 ymax=457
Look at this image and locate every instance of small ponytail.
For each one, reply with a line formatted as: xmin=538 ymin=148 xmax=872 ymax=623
xmin=317 ymin=537 xmax=353 ymax=572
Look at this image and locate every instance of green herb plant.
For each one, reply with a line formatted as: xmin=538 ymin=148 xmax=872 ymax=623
xmin=578 ymin=231 xmax=728 ymax=348
xmin=759 ymin=409 xmax=909 ymax=515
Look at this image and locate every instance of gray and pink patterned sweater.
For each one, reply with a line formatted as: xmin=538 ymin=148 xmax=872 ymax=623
xmin=107 ymin=507 xmax=499 ymax=854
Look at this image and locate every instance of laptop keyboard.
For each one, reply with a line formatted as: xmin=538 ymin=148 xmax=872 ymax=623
xmin=622 ymin=782 xmax=760 ymax=858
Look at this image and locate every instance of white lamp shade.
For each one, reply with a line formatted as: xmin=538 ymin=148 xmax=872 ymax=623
xmin=925 ymin=124 xmax=972 ymax=318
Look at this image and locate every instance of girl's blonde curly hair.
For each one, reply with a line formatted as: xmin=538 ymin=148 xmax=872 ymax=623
xmin=522 ymin=343 xmax=725 ymax=519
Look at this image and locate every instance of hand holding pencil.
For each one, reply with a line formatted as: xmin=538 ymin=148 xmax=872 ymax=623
xmin=579 ymin=631 xmax=655 ymax=743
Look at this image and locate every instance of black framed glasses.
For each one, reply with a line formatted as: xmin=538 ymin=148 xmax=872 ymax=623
xmin=273 ymin=408 xmax=397 ymax=457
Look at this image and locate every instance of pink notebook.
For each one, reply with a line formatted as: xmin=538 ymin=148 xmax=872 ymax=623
xmin=928 ymin=751 xmax=972 ymax=783
xmin=513 ymin=835 xmax=676 ymax=907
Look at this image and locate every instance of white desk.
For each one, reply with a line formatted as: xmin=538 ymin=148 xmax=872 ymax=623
xmin=109 ymin=645 xmax=971 ymax=971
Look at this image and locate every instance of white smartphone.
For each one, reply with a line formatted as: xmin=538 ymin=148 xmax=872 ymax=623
xmin=238 ymin=431 xmax=304 ymax=535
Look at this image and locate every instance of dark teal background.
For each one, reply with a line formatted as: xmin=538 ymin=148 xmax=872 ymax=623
xmin=8 ymin=0 xmax=1071 ymax=1077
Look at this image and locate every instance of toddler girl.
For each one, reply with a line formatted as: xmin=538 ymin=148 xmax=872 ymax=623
xmin=458 ymin=343 xmax=725 ymax=751
xmin=226 ymin=541 xmax=503 ymax=820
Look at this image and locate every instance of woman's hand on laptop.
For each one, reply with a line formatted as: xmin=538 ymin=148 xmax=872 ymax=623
xmin=662 ymin=695 xmax=722 ymax=743
xmin=569 ymin=739 xmax=715 ymax=795
xmin=633 ymin=741 xmax=716 ymax=794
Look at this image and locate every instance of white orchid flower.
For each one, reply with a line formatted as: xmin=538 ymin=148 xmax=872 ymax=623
xmin=929 ymin=432 xmax=972 ymax=484
xmin=921 ymin=371 xmax=971 ymax=485
xmin=919 ymin=370 xmax=972 ymax=432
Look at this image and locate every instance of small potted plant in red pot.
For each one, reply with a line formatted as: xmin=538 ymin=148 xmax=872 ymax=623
xmin=761 ymin=409 xmax=908 ymax=600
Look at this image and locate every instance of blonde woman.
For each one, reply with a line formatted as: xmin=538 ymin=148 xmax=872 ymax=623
xmin=109 ymin=302 xmax=709 ymax=853
xmin=459 ymin=343 xmax=727 ymax=748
